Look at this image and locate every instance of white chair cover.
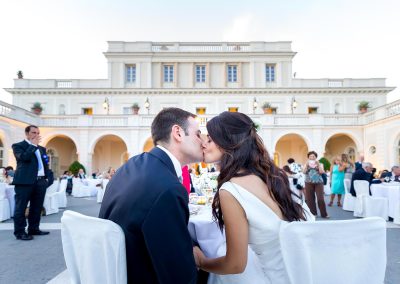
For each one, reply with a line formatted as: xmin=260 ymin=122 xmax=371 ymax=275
xmin=0 ymin=183 xmax=11 ymax=221
xmin=97 ymin=179 xmax=110 ymax=203
xmin=72 ymin=178 xmax=92 ymax=198
xmin=280 ymin=217 xmax=386 ymax=284
xmin=56 ymin=179 xmax=68 ymax=208
xmin=342 ymin=178 xmax=356 ymax=211
xmin=354 ymin=180 xmax=388 ymax=220
xmin=61 ymin=210 xmax=127 ymax=284
xmin=43 ymin=182 xmax=60 ymax=215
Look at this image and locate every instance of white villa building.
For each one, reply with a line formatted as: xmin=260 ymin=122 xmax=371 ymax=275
xmin=0 ymin=41 xmax=399 ymax=177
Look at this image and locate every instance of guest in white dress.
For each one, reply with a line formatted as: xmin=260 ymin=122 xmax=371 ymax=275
xmin=193 ymin=111 xmax=308 ymax=284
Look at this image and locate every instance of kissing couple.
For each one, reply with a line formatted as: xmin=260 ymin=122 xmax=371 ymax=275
xmin=99 ymin=107 xmax=309 ymax=283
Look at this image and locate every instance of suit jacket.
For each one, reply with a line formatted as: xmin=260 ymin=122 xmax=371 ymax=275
xmin=99 ymin=147 xmax=197 ymax=284
xmin=12 ymin=140 xmax=52 ymax=185
xmin=350 ymin=168 xmax=372 ymax=196
xmin=355 ymin=161 xmax=363 ymax=171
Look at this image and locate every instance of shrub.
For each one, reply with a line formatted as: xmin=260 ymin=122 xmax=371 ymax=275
xmin=319 ymin=157 xmax=331 ymax=171
xmin=68 ymin=161 xmax=86 ymax=176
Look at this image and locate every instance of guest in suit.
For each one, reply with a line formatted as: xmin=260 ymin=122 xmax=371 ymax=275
xmin=381 ymin=165 xmax=400 ymax=181
xmin=355 ymin=155 xmax=364 ymax=171
xmin=99 ymin=108 xmax=204 ymax=283
xmin=12 ymin=125 xmax=53 ymax=241
xmin=350 ymin=162 xmax=373 ymax=196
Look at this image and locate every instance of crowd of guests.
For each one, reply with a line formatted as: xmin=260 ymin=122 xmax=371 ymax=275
xmin=59 ymin=166 xmax=117 ymax=195
xmin=282 ymin=153 xmax=400 ymax=219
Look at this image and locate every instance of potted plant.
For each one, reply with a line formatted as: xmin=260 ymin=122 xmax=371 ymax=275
xmin=358 ymin=101 xmax=370 ymax=114
xmin=17 ymin=70 xmax=23 ymax=79
xmin=262 ymin=102 xmax=273 ymax=114
xmin=131 ymin=103 xmax=140 ymax=115
xmin=31 ymin=102 xmax=43 ymax=115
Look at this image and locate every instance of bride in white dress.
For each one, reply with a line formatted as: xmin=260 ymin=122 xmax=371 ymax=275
xmin=193 ymin=111 xmax=309 ymax=284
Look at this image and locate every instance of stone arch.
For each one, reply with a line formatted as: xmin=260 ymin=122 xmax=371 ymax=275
xmin=273 ymin=132 xmax=310 ymax=167
xmin=88 ymin=132 xmax=130 ymax=155
xmin=91 ymin=134 xmax=128 ymax=173
xmin=44 ymin=134 xmax=79 ymax=177
xmin=143 ymin=137 xmax=154 ymax=152
xmin=323 ymin=133 xmax=360 ymax=163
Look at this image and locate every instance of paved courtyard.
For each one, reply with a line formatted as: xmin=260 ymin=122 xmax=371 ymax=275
xmin=0 ymin=195 xmax=399 ymax=283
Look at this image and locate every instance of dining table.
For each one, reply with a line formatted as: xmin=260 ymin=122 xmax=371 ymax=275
xmin=371 ymin=182 xmax=400 ymax=224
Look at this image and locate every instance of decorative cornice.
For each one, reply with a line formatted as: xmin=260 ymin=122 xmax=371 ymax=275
xmin=5 ymin=87 xmax=394 ymax=96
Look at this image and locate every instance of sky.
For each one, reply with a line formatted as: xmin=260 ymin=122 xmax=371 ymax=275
xmin=0 ymin=0 xmax=399 ymax=103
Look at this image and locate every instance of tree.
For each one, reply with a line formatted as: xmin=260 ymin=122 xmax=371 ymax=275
xmin=68 ymin=161 xmax=86 ymax=176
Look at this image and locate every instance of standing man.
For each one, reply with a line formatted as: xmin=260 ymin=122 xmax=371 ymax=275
xmin=355 ymin=154 xmax=365 ymax=171
xmin=12 ymin=125 xmax=52 ymax=240
xmin=99 ymin=108 xmax=204 ymax=283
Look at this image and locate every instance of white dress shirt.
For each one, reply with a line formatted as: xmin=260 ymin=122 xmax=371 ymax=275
xmin=157 ymin=145 xmax=182 ymax=181
xmin=25 ymin=139 xmax=45 ymax=177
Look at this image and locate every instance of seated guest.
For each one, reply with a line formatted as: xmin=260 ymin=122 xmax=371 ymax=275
xmin=381 ymin=165 xmax=400 ymax=182
xmin=379 ymin=169 xmax=389 ymax=179
xmin=91 ymin=169 xmax=100 ymax=179
xmin=78 ymin=168 xmax=87 ymax=179
xmin=0 ymin=167 xmax=9 ymax=183
xmin=350 ymin=162 xmax=373 ymax=196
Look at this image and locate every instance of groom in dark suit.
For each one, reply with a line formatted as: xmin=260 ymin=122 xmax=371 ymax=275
xmin=99 ymin=108 xmax=204 ymax=283
xmin=12 ymin=125 xmax=53 ymax=240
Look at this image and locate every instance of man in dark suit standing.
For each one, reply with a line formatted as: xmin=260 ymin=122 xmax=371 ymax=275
xmin=354 ymin=154 xmax=365 ymax=171
xmin=12 ymin=125 xmax=52 ymax=240
xmin=350 ymin=162 xmax=373 ymax=196
xmin=99 ymin=108 xmax=204 ymax=283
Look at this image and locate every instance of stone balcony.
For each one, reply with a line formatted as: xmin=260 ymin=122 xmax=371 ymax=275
xmin=1 ymin=100 xmax=399 ymax=128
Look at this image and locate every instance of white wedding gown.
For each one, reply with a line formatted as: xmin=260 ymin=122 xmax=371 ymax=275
xmin=208 ymin=181 xmax=312 ymax=284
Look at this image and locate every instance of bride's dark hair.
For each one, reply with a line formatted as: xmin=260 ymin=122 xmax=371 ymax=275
xmin=207 ymin=112 xmax=306 ymax=229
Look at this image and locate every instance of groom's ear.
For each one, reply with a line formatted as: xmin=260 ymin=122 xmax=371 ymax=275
xmin=171 ymin=124 xmax=183 ymax=142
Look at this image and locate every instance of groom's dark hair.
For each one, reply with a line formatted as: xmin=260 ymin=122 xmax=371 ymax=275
xmin=151 ymin=108 xmax=196 ymax=145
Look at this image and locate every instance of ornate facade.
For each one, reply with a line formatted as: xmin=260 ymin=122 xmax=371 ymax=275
xmin=1 ymin=41 xmax=399 ymax=176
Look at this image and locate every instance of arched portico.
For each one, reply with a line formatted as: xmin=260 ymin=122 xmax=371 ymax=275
xmin=274 ymin=133 xmax=309 ymax=167
xmin=44 ymin=135 xmax=78 ymax=177
xmin=92 ymin=134 xmax=128 ymax=174
xmin=324 ymin=133 xmax=359 ymax=163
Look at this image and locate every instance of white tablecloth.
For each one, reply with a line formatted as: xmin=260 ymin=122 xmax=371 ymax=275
xmin=5 ymin=184 xmax=15 ymax=217
xmin=371 ymin=182 xmax=400 ymax=224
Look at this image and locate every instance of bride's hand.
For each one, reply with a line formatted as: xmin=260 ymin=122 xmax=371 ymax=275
xmin=193 ymin=246 xmax=205 ymax=268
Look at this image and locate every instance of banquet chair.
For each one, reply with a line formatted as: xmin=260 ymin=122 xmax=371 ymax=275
xmin=353 ymin=180 xmax=388 ymax=220
xmin=43 ymin=181 xmax=60 ymax=215
xmin=0 ymin=183 xmax=11 ymax=221
xmin=61 ymin=210 xmax=127 ymax=284
xmin=97 ymin=179 xmax=109 ymax=203
xmin=280 ymin=217 xmax=386 ymax=284
xmin=56 ymin=179 xmax=68 ymax=208
xmin=342 ymin=178 xmax=356 ymax=211
xmin=71 ymin=178 xmax=92 ymax=198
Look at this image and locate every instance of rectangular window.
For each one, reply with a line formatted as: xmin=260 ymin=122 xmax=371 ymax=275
xmin=228 ymin=107 xmax=239 ymax=112
xmin=123 ymin=107 xmax=131 ymax=115
xmin=271 ymin=107 xmax=277 ymax=114
xmin=308 ymin=107 xmax=318 ymax=114
xmin=163 ymin=65 xmax=174 ymax=83
xmin=82 ymin=108 xmax=93 ymax=115
xmin=227 ymin=65 xmax=238 ymax=82
xmin=196 ymin=107 xmax=206 ymax=115
xmin=266 ymin=64 xmax=275 ymax=82
xmin=196 ymin=65 xmax=206 ymax=83
xmin=126 ymin=65 xmax=136 ymax=83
